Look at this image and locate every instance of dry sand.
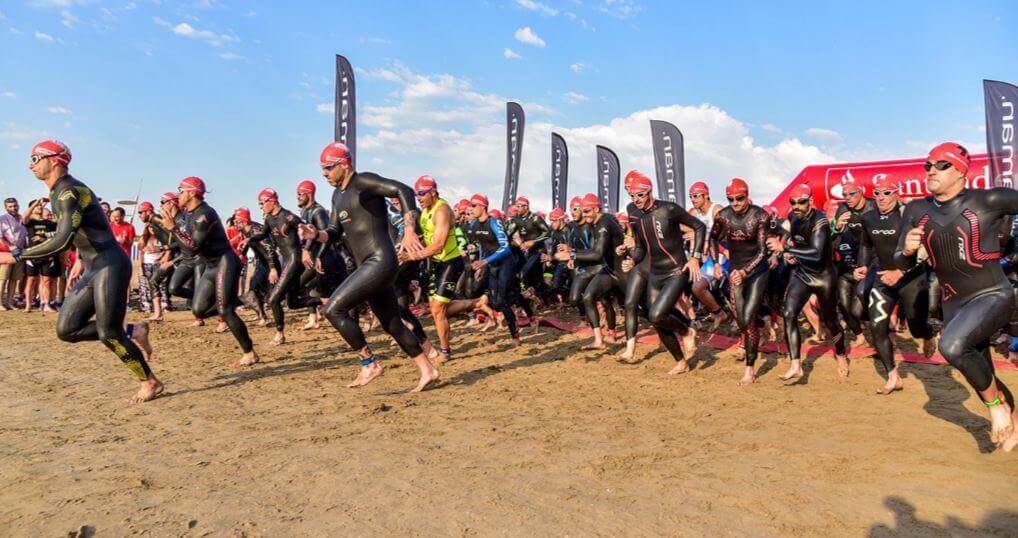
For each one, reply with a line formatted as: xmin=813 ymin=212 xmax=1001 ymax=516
xmin=1 ymin=308 xmax=1017 ymax=536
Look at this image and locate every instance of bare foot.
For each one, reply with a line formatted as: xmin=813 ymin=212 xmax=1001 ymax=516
xmin=192 ymin=319 xmax=205 ymax=327
xmin=272 ymin=332 xmax=285 ymax=346
xmin=711 ymin=311 xmax=731 ymax=332
xmin=130 ymin=322 xmax=153 ymax=359
xmin=126 ymin=377 xmax=164 ymax=405
xmin=779 ymin=360 xmax=804 ymax=381
xmin=836 ymin=354 xmax=850 ymax=378
xmin=347 ymin=361 xmax=384 ymax=388
xmin=215 ymin=322 xmax=229 ymax=334
xmin=147 ymin=314 xmax=164 ymax=322
xmin=301 ymin=318 xmax=319 ymax=331
xmin=1004 ymin=407 xmax=1018 ymax=452
xmin=605 ymin=330 xmax=618 ymax=344
xmin=255 ymin=318 xmax=269 ymax=328
xmin=581 ymin=339 xmax=606 ymax=351
xmin=667 ymin=360 xmax=690 ymax=375
xmin=737 ymin=367 xmax=756 ymax=386
xmin=988 ymin=403 xmax=1015 ymax=448
xmin=411 ymin=367 xmax=440 ymax=393
xmin=680 ymin=327 xmax=698 ymax=359
xmin=232 ymin=352 xmax=259 ymax=368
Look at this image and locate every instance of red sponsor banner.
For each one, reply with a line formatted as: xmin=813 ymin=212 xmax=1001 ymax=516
xmin=769 ymin=153 xmax=992 ymax=216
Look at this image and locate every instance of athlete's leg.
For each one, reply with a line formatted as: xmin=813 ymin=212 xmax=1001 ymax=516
xmin=619 ymin=270 xmax=649 ymax=361
xmin=215 ymin=254 xmax=255 ymax=361
xmin=837 ymin=273 xmax=864 ymax=335
xmin=780 ymin=276 xmax=813 ymax=379
xmin=580 ymin=272 xmax=615 ymax=349
xmin=734 ymin=268 xmax=770 ymax=384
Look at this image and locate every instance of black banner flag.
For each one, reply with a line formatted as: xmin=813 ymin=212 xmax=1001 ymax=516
xmin=595 ymin=145 xmax=620 ymax=213
xmin=649 ymin=119 xmax=685 ymax=205
xmin=502 ymin=102 xmax=525 ymax=212
xmin=984 ymin=79 xmax=1017 ymax=189
xmin=551 ymin=133 xmax=568 ymax=210
xmin=334 ymin=55 xmax=357 ymax=168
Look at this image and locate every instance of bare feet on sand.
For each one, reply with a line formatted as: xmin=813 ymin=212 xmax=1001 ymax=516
xmin=347 ymin=361 xmax=384 ymax=388
xmin=876 ymin=370 xmax=903 ymax=395
xmin=779 ymin=359 xmax=804 ymax=381
xmin=737 ymin=366 xmax=756 ymax=386
xmin=272 ymin=332 xmax=285 ymax=346
xmin=667 ymin=359 xmax=690 ymax=375
xmin=836 ymin=354 xmax=850 ymax=377
xmin=232 ymin=351 xmax=259 ymax=368
xmin=127 ymin=376 xmax=164 ymax=405
xmin=680 ymin=327 xmax=697 ymax=359
xmin=192 ymin=319 xmax=205 ymax=327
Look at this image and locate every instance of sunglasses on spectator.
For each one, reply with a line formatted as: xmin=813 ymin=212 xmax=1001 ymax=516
xmin=727 ymin=195 xmax=746 ymax=203
xmin=924 ymin=160 xmax=953 ymax=172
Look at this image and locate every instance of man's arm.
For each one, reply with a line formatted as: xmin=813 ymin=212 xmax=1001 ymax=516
xmin=15 ymin=190 xmax=80 ymax=261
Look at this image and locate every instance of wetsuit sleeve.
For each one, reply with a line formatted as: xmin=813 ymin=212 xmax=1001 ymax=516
xmin=16 ymin=188 xmax=81 ymax=261
xmin=669 ymin=204 xmax=706 ymax=258
xmin=857 ymin=215 xmax=874 ymax=269
xmin=173 ymin=208 xmax=215 ymax=252
xmin=359 ymin=173 xmax=420 ymax=226
xmin=530 ymin=216 xmax=550 ymax=243
xmin=307 ymin=207 xmax=331 ymax=259
xmin=785 ymin=216 xmax=829 ymax=264
xmin=984 ymin=187 xmax=1018 ymax=216
xmin=893 ymin=203 xmax=920 ymax=270
xmin=484 ymin=219 xmax=511 ymax=265
xmin=573 ymin=221 xmax=609 ymax=263
xmin=742 ymin=212 xmax=769 ymax=274
xmin=708 ymin=214 xmax=725 ymax=261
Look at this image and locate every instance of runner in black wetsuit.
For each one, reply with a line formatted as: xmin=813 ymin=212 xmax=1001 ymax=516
xmin=160 ymin=176 xmax=257 ymax=366
xmin=137 ymin=199 xmax=175 ymax=321
xmin=767 ymin=183 xmax=849 ymax=381
xmin=465 ymin=194 xmax=524 ymax=343
xmin=299 ymin=142 xmax=439 ymax=392
xmin=620 ymin=170 xmax=705 ymax=374
xmin=166 ymin=192 xmax=205 ymax=325
xmin=895 ymin=142 xmax=1018 ymax=451
xmin=0 ymin=141 xmax=161 ymax=404
xmin=709 ymin=178 xmax=771 ymax=385
xmin=147 ymin=193 xmax=180 ymax=313
xmin=543 ymin=207 xmax=572 ymax=304
xmin=244 ymin=188 xmax=322 ymax=345
xmin=508 ymin=196 xmax=553 ymax=305
xmin=234 ymin=207 xmax=277 ymax=326
xmin=855 ymin=176 xmax=935 ymax=395
xmin=833 ymin=179 xmax=875 ymax=345
xmin=297 ymin=180 xmax=343 ymax=330
xmin=556 ymin=193 xmax=625 ymax=350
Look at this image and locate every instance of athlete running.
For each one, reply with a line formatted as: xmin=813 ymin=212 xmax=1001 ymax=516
xmin=298 ymin=142 xmax=439 ymax=392
xmin=709 ymin=178 xmax=771 ymax=385
xmin=234 ymin=206 xmax=278 ymax=326
xmin=687 ymin=181 xmax=730 ymax=328
xmin=556 ymin=193 xmax=625 ymax=350
xmin=297 ymin=180 xmax=341 ymax=330
xmin=766 ymin=183 xmax=849 ymax=380
xmin=855 ymin=176 xmax=935 ymax=394
xmin=833 ymin=178 xmax=875 ymax=346
xmin=404 ymin=175 xmax=492 ymax=361
xmin=465 ymin=193 xmax=525 ymax=344
xmin=0 ymin=141 xmax=161 ymax=404
xmin=508 ymin=196 xmax=552 ymax=305
xmin=243 ymin=188 xmax=322 ymax=344
xmin=895 ymin=142 xmax=1018 ymax=451
xmin=159 ymin=176 xmax=258 ymax=366
xmin=620 ymin=171 xmax=705 ymax=374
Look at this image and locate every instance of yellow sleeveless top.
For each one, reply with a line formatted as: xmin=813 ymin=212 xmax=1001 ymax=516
xmin=420 ymin=198 xmax=461 ymax=262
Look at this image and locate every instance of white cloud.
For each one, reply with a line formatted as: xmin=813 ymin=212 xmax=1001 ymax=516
xmin=514 ymin=26 xmax=546 ymax=48
xmin=597 ymin=0 xmax=641 ymax=19
xmin=350 ymin=63 xmax=834 ymax=210
xmin=804 ymin=127 xmax=842 ymax=143
xmin=563 ymin=91 xmax=589 ymax=104
xmin=46 ymin=106 xmax=72 ymax=115
xmin=35 ymin=31 xmax=55 ymax=43
xmin=26 ymin=0 xmax=91 ymax=6
xmin=218 ymin=52 xmax=242 ymax=60
xmin=60 ymin=9 xmax=80 ymax=28
xmin=503 ymin=48 xmax=522 ymax=60
xmin=10 ymin=27 xmax=25 ymax=35
xmin=516 ymin=0 xmax=558 ymax=16
xmin=761 ymin=123 xmax=781 ymax=133
xmin=359 ymin=36 xmax=391 ymax=45
xmin=157 ymin=19 xmax=239 ymax=47
xmin=570 ymin=62 xmax=587 ymax=74
xmin=316 ymin=103 xmax=334 ymax=114
xmin=2 ymin=91 xmax=15 ymax=99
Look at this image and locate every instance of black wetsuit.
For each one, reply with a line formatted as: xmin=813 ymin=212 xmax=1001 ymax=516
xmin=626 ymin=200 xmax=706 ymax=360
xmin=466 ymin=216 xmax=522 ymax=338
xmin=833 ymin=199 xmax=876 ymax=334
xmin=168 ymin=211 xmax=202 ymax=304
xmin=571 ymin=214 xmax=626 ymax=330
xmin=387 ymin=203 xmax=429 ymax=344
xmin=145 ymin=218 xmax=178 ymax=299
xmin=545 ymin=224 xmax=572 ymax=300
xmin=895 ymin=189 xmax=1018 ymax=407
xmin=172 ymin=201 xmax=253 ymax=353
xmin=249 ymin=207 xmax=322 ymax=332
xmin=320 ymin=172 xmax=424 ymax=357
xmin=858 ymin=204 xmax=932 ymax=374
xmin=508 ymin=212 xmax=552 ymax=302
xmin=239 ymin=221 xmax=278 ymax=320
xmin=300 ymin=201 xmax=344 ymax=300
xmin=710 ymin=205 xmax=771 ymax=366
xmin=14 ymin=175 xmax=152 ymax=380
xmin=780 ymin=207 xmax=846 ymax=360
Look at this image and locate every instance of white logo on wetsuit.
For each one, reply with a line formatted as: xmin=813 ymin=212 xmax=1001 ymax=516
xmin=872 ymin=229 xmax=897 ymax=235
xmin=957 ymin=237 xmax=966 ymax=260
xmin=655 ymin=219 xmax=664 ymax=239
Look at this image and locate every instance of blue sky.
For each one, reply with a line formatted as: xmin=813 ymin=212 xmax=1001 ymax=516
xmin=1 ymin=0 xmax=1014 ymax=215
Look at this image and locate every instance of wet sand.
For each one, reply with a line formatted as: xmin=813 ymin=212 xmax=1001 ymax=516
xmin=1 ymin=308 xmax=1017 ymax=536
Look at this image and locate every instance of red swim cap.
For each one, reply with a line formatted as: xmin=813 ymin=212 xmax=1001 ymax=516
xmin=725 ymin=178 xmax=749 ymax=197
xmin=160 ymin=192 xmax=178 ymax=205
xmin=515 ymin=196 xmax=530 ymax=206
xmin=625 ymin=170 xmax=653 ymax=193
xmin=414 ymin=175 xmax=437 ymax=193
xmin=842 ymin=177 xmax=868 ymax=197
xmin=470 ymin=193 xmax=489 ymax=208
xmin=615 ymin=212 xmax=629 ymax=224
xmin=234 ymin=207 xmax=251 ymax=223
xmin=535 ymin=210 xmax=546 ymax=219
xmin=789 ymin=183 xmax=812 ymax=200
xmin=488 ymin=209 xmax=504 ymax=220
xmin=928 ymin=142 xmax=970 ymax=173
xmin=689 ymin=181 xmax=709 ymax=196
xmin=31 ymin=140 xmax=71 ymax=166
xmin=297 ymin=180 xmax=316 ymax=195
xmin=179 ymin=176 xmax=206 ymax=196
xmin=138 ymin=201 xmax=154 ymax=213
xmin=258 ymin=188 xmax=279 ymax=204
xmin=580 ymin=193 xmax=600 ymax=210
xmin=320 ymin=142 xmax=352 ymax=167
xmin=569 ymin=196 xmax=583 ymax=210
xmin=549 ymin=208 xmax=566 ymax=221
xmin=508 ymin=205 xmax=518 ymax=218
xmin=455 ymin=199 xmax=470 ymax=213
xmin=873 ymin=175 xmax=901 ymax=191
